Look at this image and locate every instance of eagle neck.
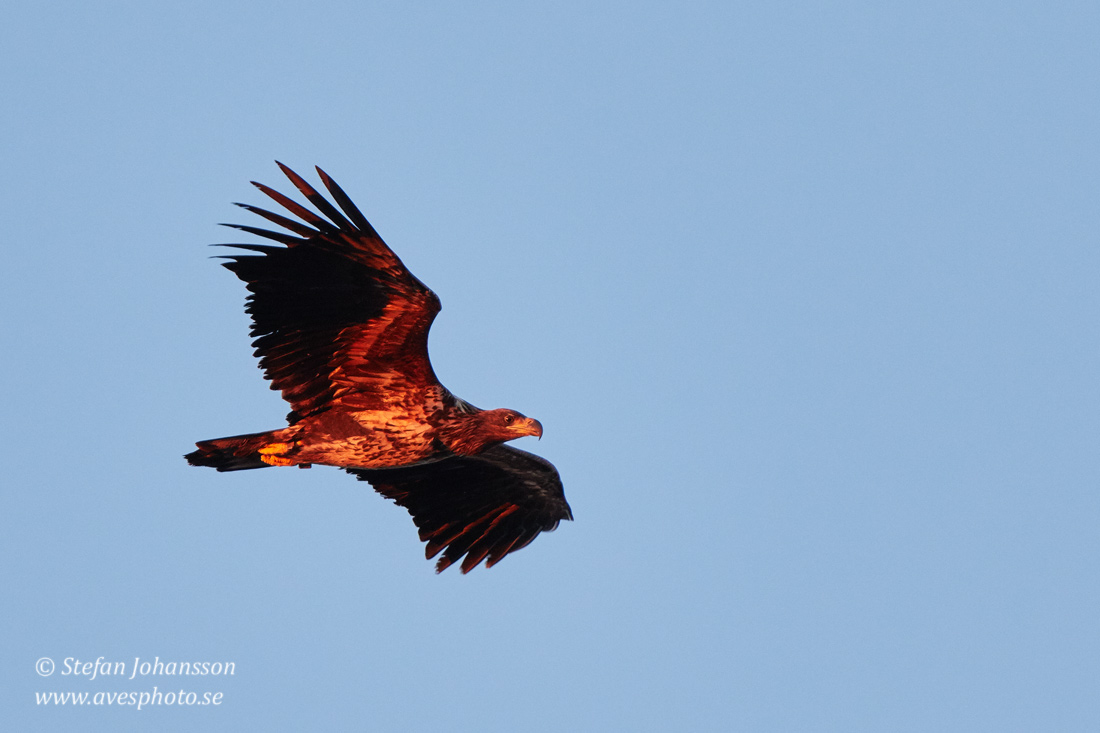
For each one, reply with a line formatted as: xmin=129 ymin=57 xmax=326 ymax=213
xmin=435 ymin=409 xmax=496 ymax=456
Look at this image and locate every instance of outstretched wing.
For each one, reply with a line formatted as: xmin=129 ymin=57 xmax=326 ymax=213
xmin=218 ymin=162 xmax=441 ymax=419
xmin=347 ymin=445 xmax=573 ymax=573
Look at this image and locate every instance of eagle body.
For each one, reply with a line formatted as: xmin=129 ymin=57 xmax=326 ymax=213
xmin=186 ymin=163 xmax=571 ymax=573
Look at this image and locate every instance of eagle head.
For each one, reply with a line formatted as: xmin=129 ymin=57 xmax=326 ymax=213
xmin=480 ymin=408 xmax=543 ymax=442
xmin=437 ymin=407 xmax=544 ymax=456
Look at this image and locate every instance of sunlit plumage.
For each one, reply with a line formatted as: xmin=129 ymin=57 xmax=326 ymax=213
xmin=186 ymin=163 xmax=571 ymax=573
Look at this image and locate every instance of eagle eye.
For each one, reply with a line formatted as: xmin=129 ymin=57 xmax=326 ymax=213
xmin=503 ymin=413 xmax=515 ymax=425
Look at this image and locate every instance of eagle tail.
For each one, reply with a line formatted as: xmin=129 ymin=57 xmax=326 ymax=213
xmin=185 ymin=428 xmax=298 ymax=471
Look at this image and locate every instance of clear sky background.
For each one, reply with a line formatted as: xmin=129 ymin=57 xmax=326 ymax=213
xmin=3 ymin=2 xmax=1098 ymax=731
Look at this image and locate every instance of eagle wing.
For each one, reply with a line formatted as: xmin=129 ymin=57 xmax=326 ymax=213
xmin=218 ymin=162 xmax=441 ymax=419
xmin=347 ymin=445 xmax=573 ymax=573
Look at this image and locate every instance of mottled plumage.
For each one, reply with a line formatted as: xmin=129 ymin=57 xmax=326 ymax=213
xmin=186 ymin=163 xmax=571 ymax=572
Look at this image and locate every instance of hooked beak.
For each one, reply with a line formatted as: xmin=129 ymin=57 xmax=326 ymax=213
xmin=519 ymin=417 xmax=543 ymax=440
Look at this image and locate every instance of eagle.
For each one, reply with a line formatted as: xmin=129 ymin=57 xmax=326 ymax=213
xmin=185 ymin=163 xmax=572 ymax=573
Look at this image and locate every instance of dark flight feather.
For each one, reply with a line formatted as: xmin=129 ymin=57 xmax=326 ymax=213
xmin=347 ymin=445 xmax=572 ymax=573
xmin=216 ymin=168 xmax=440 ymax=419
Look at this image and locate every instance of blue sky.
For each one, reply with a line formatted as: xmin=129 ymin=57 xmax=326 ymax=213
xmin=3 ymin=2 xmax=1099 ymax=730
